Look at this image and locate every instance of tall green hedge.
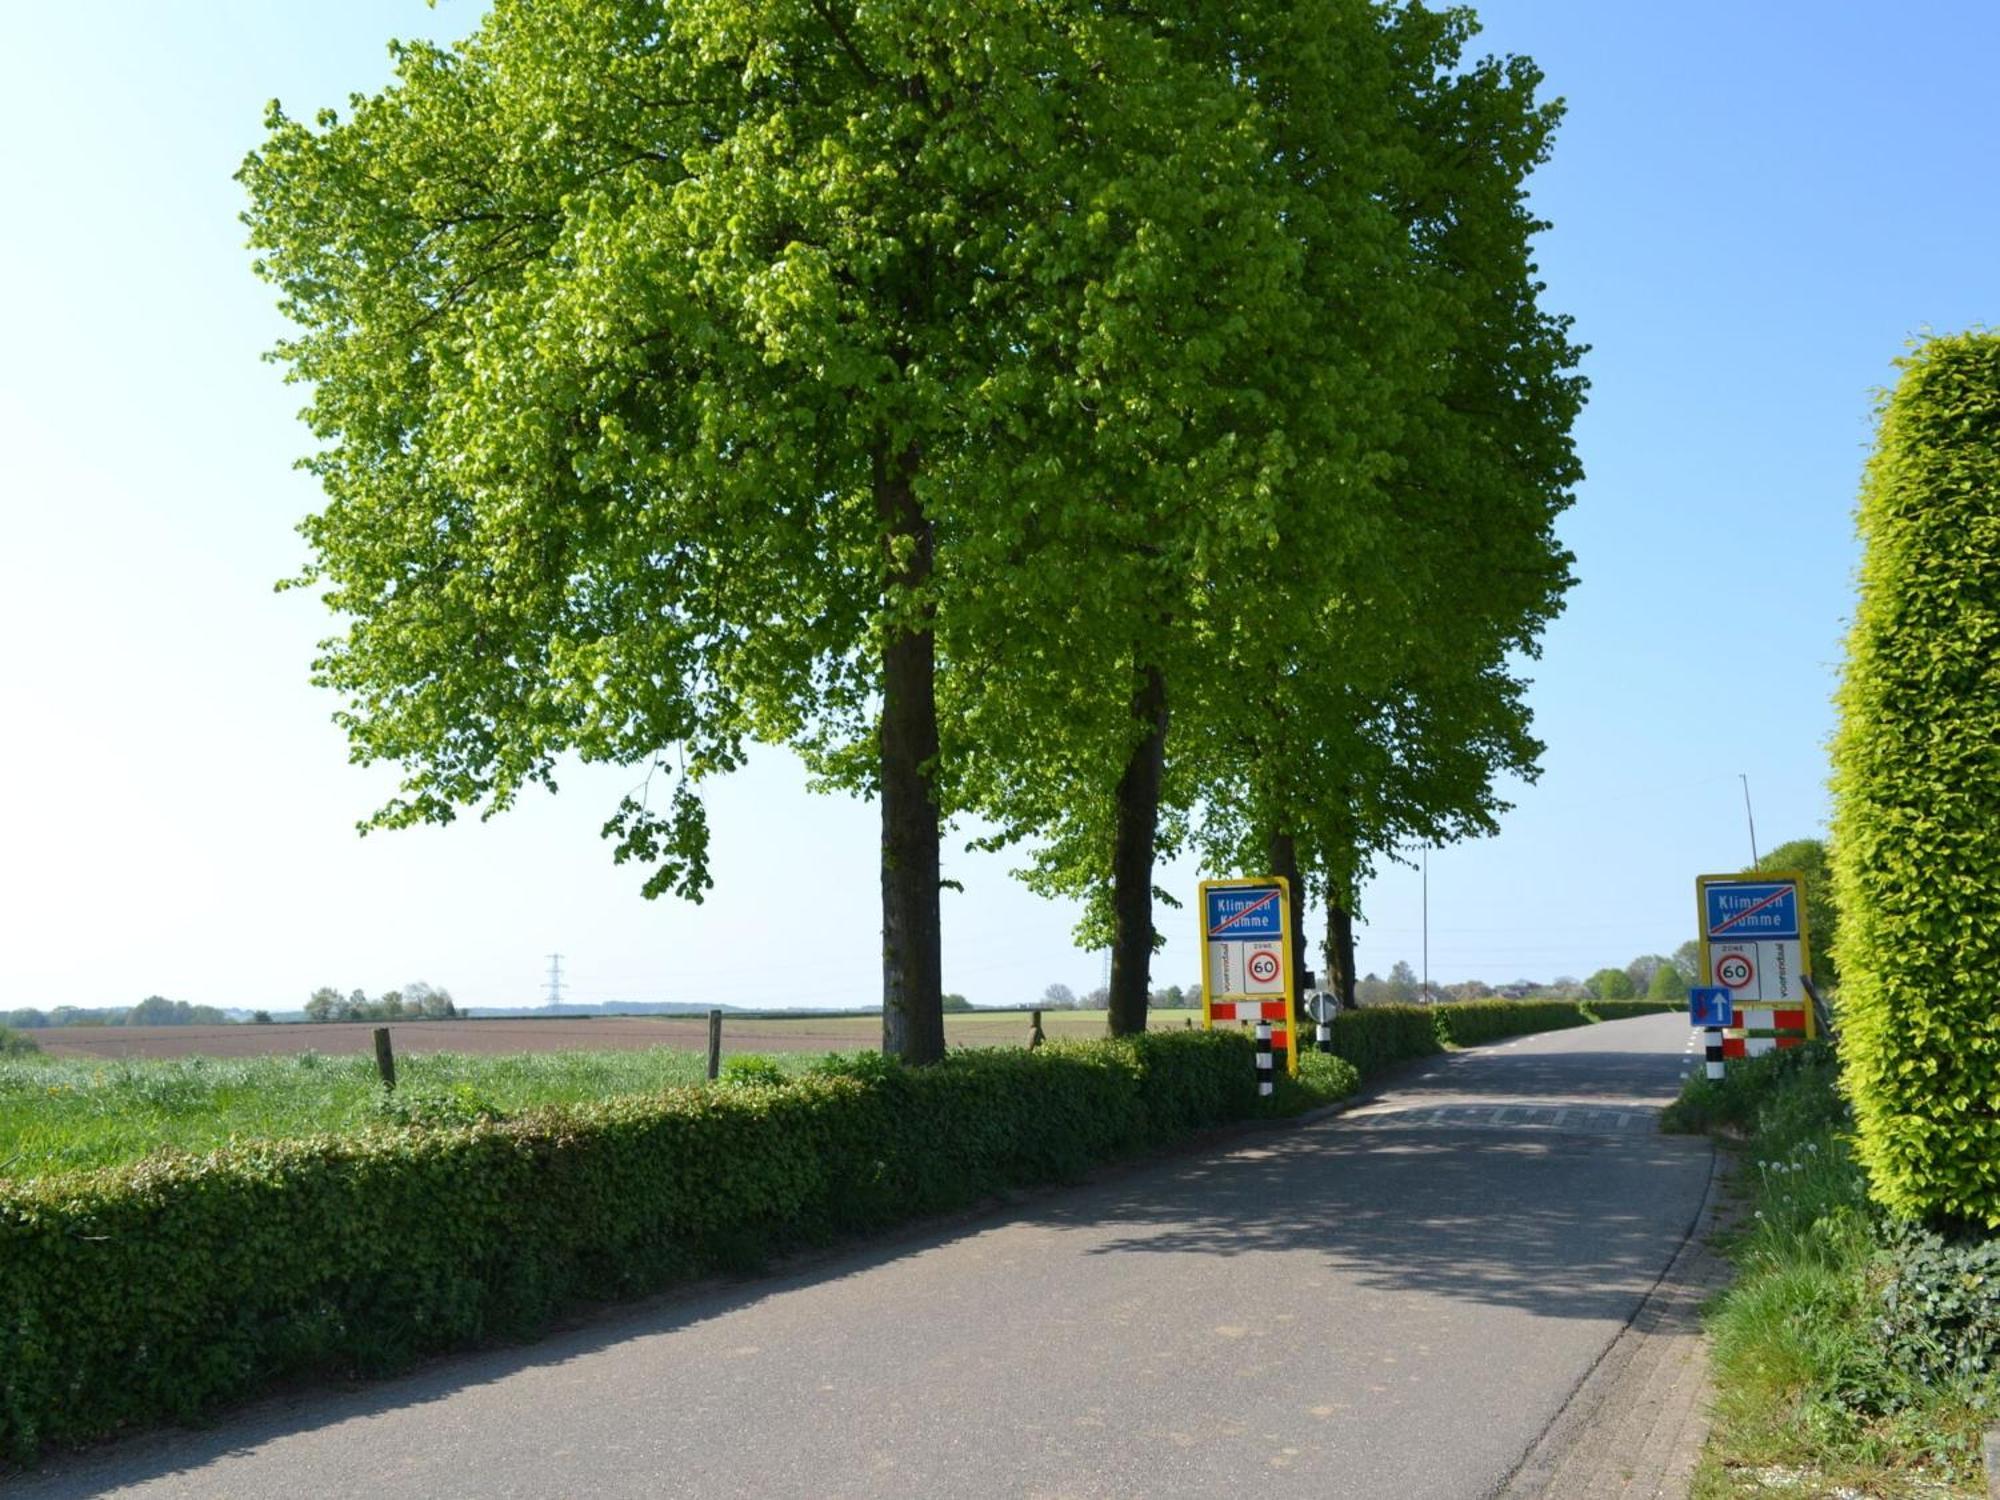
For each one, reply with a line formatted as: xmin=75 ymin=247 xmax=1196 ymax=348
xmin=0 ymin=1033 xmax=1252 ymax=1461
xmin=1832 ymin=331 xmax=2000 ymax=1227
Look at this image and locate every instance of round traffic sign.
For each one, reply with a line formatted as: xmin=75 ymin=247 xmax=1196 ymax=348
xmin=1715 ymin=952 xmax=1755 ymax=990
xmin=1247 ymin=950 xmax=1281 ymax=985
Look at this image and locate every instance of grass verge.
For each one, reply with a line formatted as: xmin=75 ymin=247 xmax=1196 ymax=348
xmin=1667 ymin=1044 xmax=1995 ymax=1498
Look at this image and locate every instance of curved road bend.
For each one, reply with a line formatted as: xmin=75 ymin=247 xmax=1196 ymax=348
xmin=17 ymin=1014 xmax=1711 ymax=1500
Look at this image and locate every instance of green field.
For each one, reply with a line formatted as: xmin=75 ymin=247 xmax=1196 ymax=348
xmin=0 ymin=1008 xmax=1213 ymax=1182
xmin=0 ymin=1047 xmax=830 ymax=1182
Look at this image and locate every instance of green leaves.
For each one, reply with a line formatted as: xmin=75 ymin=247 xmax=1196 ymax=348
xmin=1832 ymin=332 xmax=2000 ymax=1227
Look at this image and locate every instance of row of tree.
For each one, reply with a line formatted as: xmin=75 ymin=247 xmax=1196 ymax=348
xmin=302 ymin=984 xmax=459 ymax=1024
xmin=5 ymin=998 xmax=233 ymax=1029
xmin=243 ymin=0 xmax=1583 ymax=1060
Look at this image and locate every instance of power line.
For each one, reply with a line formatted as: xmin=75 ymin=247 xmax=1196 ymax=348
xmin=544 ymin=953 xmax=565 ymax=1009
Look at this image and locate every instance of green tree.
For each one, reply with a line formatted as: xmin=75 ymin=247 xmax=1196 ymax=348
xmin=303 ymin=987 xmax=344 ymax=1024
xmin=1199 ymin=19 xmax=1580 ymax=1028
xmin=936 ymin=5 xmax=1578 ymax=1039
xmin=126 ymin=996 xmax=179 ymax=1027
xmin=1647 ymin=964 xmax=1687 ymax=1002
xmin=1623 ymin=954 xmax=1668 ymax=995
xmin=1747 ymin=837 xmax=1839 ymax=990
xmin=940 ymin=993 xmax=972 ymax=1013
xmin=1386 ymin=961 xmax=1419 ymax=1004
xmin=1832 ymin=332 xmax=2000 ymax=1225
xmin=1672 ymin=940 xmax=1703 ymax=985
xmin=242 ymin=0 xmax=1429 ymax=1064
xmin=0 ymin=1026 xmax=38 ymax=1057
xmin=251 ymin=1011 xmax=275 ymax=1025
xmin=404 ymin=982 xmax=457 ymax=1021
xmin=1587 ymin=967 xmax=1636 ymax=1001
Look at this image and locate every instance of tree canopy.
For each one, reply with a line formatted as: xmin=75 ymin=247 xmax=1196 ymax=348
xmin=1586 ymin=967 xmax=1635 ymax=1002
xmin=244 ymin=0 xmax=1579 ymax=1056
xmin=1749 ymin=837 xmax=1839 ymax=990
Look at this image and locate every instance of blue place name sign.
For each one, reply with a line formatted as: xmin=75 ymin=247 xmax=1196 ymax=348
xmin=1205 ymin=885 xmax=1283 ymax=941
xmin=1704 ymin=881 xmax=1800 ymax=941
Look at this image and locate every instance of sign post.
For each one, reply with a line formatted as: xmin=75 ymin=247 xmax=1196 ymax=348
xmin=1200 ymin=877 xmax=1299 ymax=1077
xmin=1688 ymin=985 xmax=1732 ymax=1081
xmin=1695 ymin=872 xmax=1816 ymax=1064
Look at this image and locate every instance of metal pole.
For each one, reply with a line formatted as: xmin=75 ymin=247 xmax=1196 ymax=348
xmin=706 ymin=1008 xmax=723 ymax=1081
xmin=1255 ymin=1021 xmax=1274 ymax=1098
xmin=1422 ymin=847 xmax=1430 ymax=1004
xmin=1740 ymin=774 xmax=1760 ymax=868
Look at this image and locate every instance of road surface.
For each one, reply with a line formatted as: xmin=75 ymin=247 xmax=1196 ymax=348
xmin=16 ymin=1014 xmax=1712 ymax=1499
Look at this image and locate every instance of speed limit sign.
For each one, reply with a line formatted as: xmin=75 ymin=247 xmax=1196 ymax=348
xmin=1715 ymin=952 xmax=1755 ymax=990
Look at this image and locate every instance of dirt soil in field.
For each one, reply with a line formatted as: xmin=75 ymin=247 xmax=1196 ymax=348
xmin=29 ymin=1009 xmax=1155 ymax=1061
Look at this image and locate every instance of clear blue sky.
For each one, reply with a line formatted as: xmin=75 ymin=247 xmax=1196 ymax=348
xmin=2 ymin=3 xmax=1993 ymax=1012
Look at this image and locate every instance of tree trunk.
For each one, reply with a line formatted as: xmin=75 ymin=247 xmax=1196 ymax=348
xmin=1324 ymin=886 xmax=1358 ymax=1010
xmin=1266 ymin=830 xmax=1308 ymax=1029
xmin=1107 ymin=662 xmax=1169 ymax=1037
xmin=876 ymin=443 xmax=945 ymax=1065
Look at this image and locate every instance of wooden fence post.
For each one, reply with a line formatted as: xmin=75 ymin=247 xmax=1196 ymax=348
xmin=1029 ymin=1009 xmax=1045 ymax=1050
xmin=373 ymin=1027 xmax=396 ymax=1090
xmin=707 ymin=1009 xmax=723 ymax=1080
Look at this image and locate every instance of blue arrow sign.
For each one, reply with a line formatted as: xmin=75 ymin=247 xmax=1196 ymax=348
xmin=1205 ymin=885 xmax=1284 ymax=941
xmin=1689 ymin=986 xmax=1734 ymax=1028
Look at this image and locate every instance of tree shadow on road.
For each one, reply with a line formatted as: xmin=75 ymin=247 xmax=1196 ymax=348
xmin=1029 ymin=1114 xmax=1712 ymax=1329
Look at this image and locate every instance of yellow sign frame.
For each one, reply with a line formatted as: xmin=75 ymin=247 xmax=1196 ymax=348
xmin=1695 ymin=869 xmax=1816 ymax=1039
xmin=1198 ymin=875 xmax=1299 ymax=1077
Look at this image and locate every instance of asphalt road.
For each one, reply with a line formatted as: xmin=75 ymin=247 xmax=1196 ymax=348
xmin=17 ymin=1014 xmax=1713 ymax=1500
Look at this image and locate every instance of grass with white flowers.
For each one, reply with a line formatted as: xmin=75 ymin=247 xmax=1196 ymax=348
xmin=1667 ymin=1043 xmax=1993 ymax=1498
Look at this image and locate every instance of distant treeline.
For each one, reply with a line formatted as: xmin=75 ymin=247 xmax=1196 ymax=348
xmin=6 ymin=997 xmax=236 ymax=1029
xmin=303 ymin=983 xmax=458 ymax=1023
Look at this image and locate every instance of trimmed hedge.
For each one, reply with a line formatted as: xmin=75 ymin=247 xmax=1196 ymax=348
xmin=1433 ymin=1000 xmax=1593 ymax=1046
xmin=1832 ymin=332 xmax=2000 ymax=1226
xmin=1325 ymin=999 xmax=1667 ymax=1076
xmin=1583 ymin=1000 xmax=1683 ymax=1022
xmin=1327 ymin=1006 xmax=1443 ymax=1075
xmin=0 ymin=1032 xmax=1253 ymax=1461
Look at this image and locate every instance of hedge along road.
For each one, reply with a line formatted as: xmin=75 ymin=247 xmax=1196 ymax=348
xmin=16 ymin=1013 xmax=1710 ymax=1500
